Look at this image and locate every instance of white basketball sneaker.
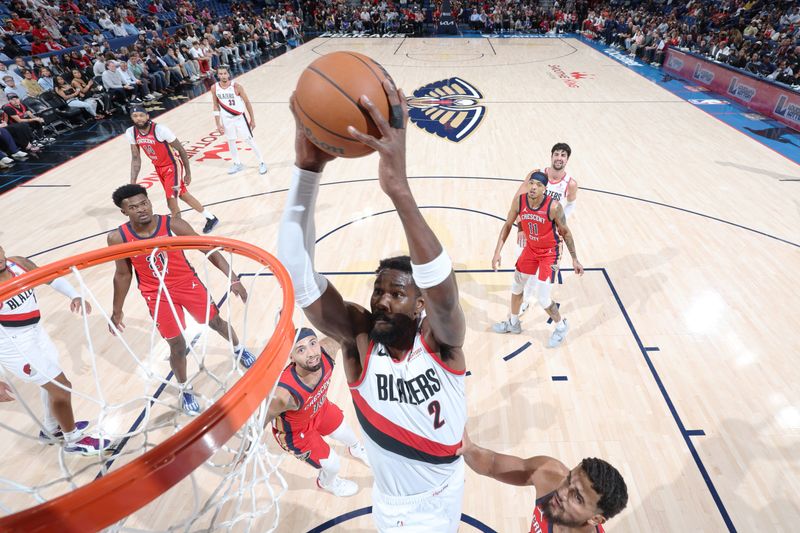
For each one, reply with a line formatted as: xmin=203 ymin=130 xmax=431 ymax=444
xmin=317 ymin=475 xmax=358 ymax=497
xmin=227 ymin=163 xmax=244 ymax=175
xmin=547 ymin=319 xmax=569 ymax=348
xmin=349 ymin=442 xmax=371 ymax=467
xmin=258 ymin=162 xmax=268 ymax=175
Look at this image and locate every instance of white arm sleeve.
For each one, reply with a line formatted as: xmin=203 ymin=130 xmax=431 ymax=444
xmin=277 ymin=166 xmax=329 ymax=308
xmin=125 ymin=127 xmax=136 ymax=144
xmin=563 ymin=199 xmax=576 ymax=218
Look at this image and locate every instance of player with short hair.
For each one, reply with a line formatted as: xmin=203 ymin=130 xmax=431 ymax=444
xmin=459 ymin=431 xmax=628 ymax=532
xmin=492 ymin=171 xmax=584 ymax=347
xmin=127 ymin=105 xmax=220 ymax=234
xmin=0 ymin=246 xmax=111 ymax=455
xmin=108 ymin=184 xmax=255 ymax=416
xmin=266 ymin=327 xmax=369 ymax=497
xmin=212 ymin=66 xmax=268 ymax=175
xmin=277 ymin=80 xmax=468 ymax=531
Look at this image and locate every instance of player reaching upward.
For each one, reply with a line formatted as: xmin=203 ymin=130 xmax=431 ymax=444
xmin=108 ymin=184 xmax=255 ymax=416
xmin=492 ymin=171 xmax=584 ymax=347
xmin=127 ymin=105 xmax=220 ymax=234
xmin=266 ymin=327 xmax=369 ymax=497
xmin=0 ymin=246 xmax=111 ymax=455
xmin=277 ymin=80 xmax=468 ymax=531
xmin=459 ymin=431 xmax=628 ymax=532
xmin=212 ymin=66 xmax=268 ymax=176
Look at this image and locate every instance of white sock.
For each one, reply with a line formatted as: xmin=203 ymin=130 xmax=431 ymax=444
xmin=509 ymin=314 xmax=520 ymax=325
xmin=246 ymin=137 xmax=264 ymax=164
xmin=227 ymin=140 xmax=241 ymax=164
xmin=40 ymin=389 xmax=59 ymax=432
xmin=328 ymin=421 xmax=359 ymax=448
xmin=555 ymin=319 xmax=567 ymax=330
xmin=63 ymin=428 xmax=82 ymax=444
xmin=318 ymin=449 xmax=340 ymax=486
xmin=233 ymin=343 xmax=244 ymax=353
xmin=202 ymin=210 xmax=215 ymax=220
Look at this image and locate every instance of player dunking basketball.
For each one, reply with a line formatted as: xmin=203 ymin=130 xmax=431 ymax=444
xmin=278 ymin=80 xmax=468 ymax=531
xmin=513 ymin=144 xmax=578 ymax=315
xmin=212 ymin=66 xmax=268 ymax=176
xmin=0 ymin=246 xmax=111 ymax=455
xmin=266 ymin=327 xmax=369 ymax=497
xmin=127 ymin=105 xmax=220 ymax=234
xmin=459 ymin=431 xmax=628 ymax=532
xmin=492 ymin=171 xmax=584 ymax=347
xmin=107 ymin=184 xmax=255 ymax=416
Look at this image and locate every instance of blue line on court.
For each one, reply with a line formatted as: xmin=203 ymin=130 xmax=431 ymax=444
xmin=551 ymin=376 xmax=569 ymax=381
xmin=306 ymin=507 xmax=497 ymax=532
xmin=600 ymin=268 xmax=736 ymax=532
xmin=644 ymin=347 xmax=660 ymax=352
xmin=502 ymin=341 xmax=532 ymax=361
xmin=686 ymin=430 xmax=707 ymax=437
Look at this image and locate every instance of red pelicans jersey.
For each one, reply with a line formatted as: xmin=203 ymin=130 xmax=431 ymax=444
xmin=519 ymin=194 xmax=559 ymax=252
xmin=531 ymin=492 xmax=605 ymax=533
xmin=127 ymin=122 xmax=177 ymax=168
xmin=350 ymin=323 xmax=466 ymax=496
xmin=215 ymin=82 xmax=246 ymax=118
xmin=0 ymin=261 xmax=40 ymax=328
xmin=274 ymin=348 xmax=335 ymax=431
xmin=117 ymin=215 xmax=198 ymax=294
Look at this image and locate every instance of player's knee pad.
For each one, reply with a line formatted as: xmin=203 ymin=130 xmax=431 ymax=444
xmin=511 ymin=270 xmax=528 ymax=295
xmin=536 ymin=279 xmax=553 ymax=308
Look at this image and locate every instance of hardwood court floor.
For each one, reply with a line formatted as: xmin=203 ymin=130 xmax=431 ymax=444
xmin=0 ymin=37 xmax=798 ymax=532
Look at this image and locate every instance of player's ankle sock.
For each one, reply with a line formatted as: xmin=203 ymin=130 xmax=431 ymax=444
xmin=245 ymin=138 xmax=264 ymax=163
xmin=202 ymin=210 xmax=215 ymax=220
xmin=318 ymin=451 xmax=341 ymax=485
xmin=233 ymin=343 xmax=244 ymax=353
xmin=509 ymin=314 xmax=520 ymax=325
xmin=555 ymin=319 xmax=567 ymax=330
xmin=63 ymin=428 xmax=82 ymax=444
xmin=328 ymin=421 xmax=359 ymax=447
xmin=227 ymin=141 xmax=240 ymax=164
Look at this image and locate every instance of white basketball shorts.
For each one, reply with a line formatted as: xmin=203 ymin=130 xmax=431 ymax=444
xmin=0 ymin=324 xmax=62 ymax=386
xmin=371 ymin=459 xmax=465 ymax=532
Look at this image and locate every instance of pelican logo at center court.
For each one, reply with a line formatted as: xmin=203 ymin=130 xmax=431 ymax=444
xmin=406 ymin=78 xmax=485 ymax=142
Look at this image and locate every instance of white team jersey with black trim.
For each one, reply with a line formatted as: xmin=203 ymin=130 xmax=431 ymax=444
xmin=215 ymin=82 xmax=246 ymax=117
xmin=350 ymin=324 xmax=466 ymax=496
xmin=0 ymin=261 xmax=41 ymax=328
xmin=545 ymin=169 xmax=575 ymax=209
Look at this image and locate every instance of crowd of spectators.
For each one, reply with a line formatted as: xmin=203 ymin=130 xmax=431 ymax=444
xmin=582 ymin=0 xmax=800 ymax=88
xmin=0 ymin=0 xmax=303 ymax=170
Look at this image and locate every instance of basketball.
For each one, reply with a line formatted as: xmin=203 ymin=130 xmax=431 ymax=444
xmin=294 ymin=51 xmax=393 ymax=158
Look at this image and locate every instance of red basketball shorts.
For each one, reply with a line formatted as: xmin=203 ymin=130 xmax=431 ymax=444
xmin=155 ymin=162 xmax=187 ymax=200
xmin=272 ymin=400 xmax=344 ymax=468
xmin=143 ymin=277 xmax=218 ymax=339
xmin=516 ymin=244 xmax=560 ymax=282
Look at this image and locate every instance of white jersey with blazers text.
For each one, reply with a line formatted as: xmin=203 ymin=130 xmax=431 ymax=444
xmin=544 ymin=167 xmax=575 ymax=209
xmin=349 ymin=321 xmax=466 ymax=496
xmin=215 ymin=82 xmax=246 ymax=118
xmin=0 ymin=260 xmax=40 ymax=329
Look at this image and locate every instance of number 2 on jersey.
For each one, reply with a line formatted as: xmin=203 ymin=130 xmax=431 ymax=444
xmin=427 ymin=400 xmax=446 ymax=429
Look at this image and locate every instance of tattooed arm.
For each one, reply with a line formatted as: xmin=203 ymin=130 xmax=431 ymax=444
xmin=550 ymin=202 xmax=584 ymax=275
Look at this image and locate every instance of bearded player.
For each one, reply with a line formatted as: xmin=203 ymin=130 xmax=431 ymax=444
xmin=459 ymin=431 xmax=628 ymax=532
xmin=127 ymin=105 xmax=220 ymax=233
xmin=266 ymin=328 xmax=369 ymax=497
xmin=108 ymin=184 xmax=255 ymax=416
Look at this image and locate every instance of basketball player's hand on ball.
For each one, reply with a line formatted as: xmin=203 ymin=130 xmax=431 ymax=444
xmin=347 ymin=79 xmax=409 ymax=197
xmin=573 ymin=258 xmax=584 ymax=276
xmin=289 ymin=92 xmax=336 ymax=173
xmin=0 ymin=381 xmax=15 ymax=402
xmin=109 ymin=311 xmax=125 ymax=336
xmin=492 ymin=252 xmax=502 ymax=271
xmin=69 ymin=297 xmax=92 ymax=315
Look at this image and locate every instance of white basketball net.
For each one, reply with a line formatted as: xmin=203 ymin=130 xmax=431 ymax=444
xmin=0 ymin=245 xmax=293 ymax=532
